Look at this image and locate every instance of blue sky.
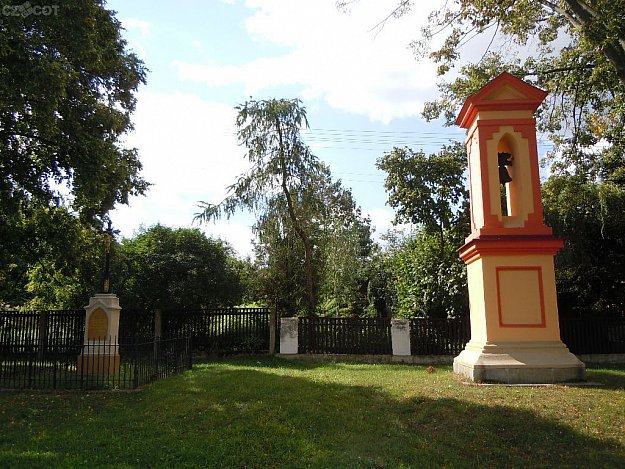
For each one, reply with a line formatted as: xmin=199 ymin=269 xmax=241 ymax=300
xmin=106 ymin=0 xmax=474 ymax=256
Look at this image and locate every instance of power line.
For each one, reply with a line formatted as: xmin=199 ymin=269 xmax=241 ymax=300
xmin=306 ymin=127 xmax=465 ymax=135
xmin=212 ymin=127 xmax=555 ymax=148
xmin=205 ymin=128 xmax=555 ymax=160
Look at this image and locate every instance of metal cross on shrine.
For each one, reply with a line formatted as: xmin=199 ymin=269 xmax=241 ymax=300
xmin=101 ymin=219 xmax=120 ymax=294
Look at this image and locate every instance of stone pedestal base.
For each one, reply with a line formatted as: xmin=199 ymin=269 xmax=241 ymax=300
xmin=77 ymin=354 xmax=120 ymax=376
xmin=454 ymin=341 xmax=585 ymax=384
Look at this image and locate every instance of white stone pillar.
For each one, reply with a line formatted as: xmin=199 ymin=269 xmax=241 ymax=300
xmin=83 ymin=293 xmax=121 ymax=343
xmin=280 ymin=317 xmax=298 ymax=355
xmin=391 ymin=319 xmax=411 ymax=356
xmin=78 ymin=293 xmax=122 ymax=376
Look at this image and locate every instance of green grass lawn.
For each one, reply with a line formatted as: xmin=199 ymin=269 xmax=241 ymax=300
xmin=1 ymin=358 xmax=624 ymax=468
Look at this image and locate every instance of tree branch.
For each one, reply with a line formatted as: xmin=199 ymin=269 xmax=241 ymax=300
xmin=369 ymin=0 xmax=412 ymax=36
xmin=478 ymin=21 xmax=500 ymax=65
xmin=563 ymin=0 xmax=625 ymax=86
xmin=522 ymin=63 xmax=596 ymax=76
xmin=538 ymin=0 xmax=583 ymax=28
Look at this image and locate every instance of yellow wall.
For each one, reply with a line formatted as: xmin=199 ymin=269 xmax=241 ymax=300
xmin=467 ymin=131 xmax=483 ymax=231
xmin=466 ymin=253 xmax=561 ymax=343
xmin=467 ymin=259 xmax=487 ymax=343
xmin=476 ymin=110 xmax=533 ymax=121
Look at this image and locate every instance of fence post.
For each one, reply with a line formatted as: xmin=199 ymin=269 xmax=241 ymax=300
xmin=153 ymin=308 xmax=162 ymax=372
xmin=391 ymin=319 xmax=411 ymax=357
xmin=133 ymin=338 xmax=139 ymax=389
xmin=279 ymin=317 xmax=298 ymax=354
xmin=187 ymin=337 xmax=193 ymax=370
xmin=269 ymin=303 xmax=277 ymax=355
xmin=37 ymin=310 xmax=48 ymax=361
xmin=154 ymin=309 xmax=162 ymax=339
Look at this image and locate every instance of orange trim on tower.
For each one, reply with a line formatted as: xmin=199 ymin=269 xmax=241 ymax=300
xmin=470 ymin=117 xmax=548 ymax=234
xmin=524 ymin=125 xmax=545 ymax=226
xmin=475 ymin=119 xmax=538 ymax=136
xmin=458 ymin=236 xmax=563 ymax=265
xmin=481 ymin=120 xmax=544 ymax=229
xmin=467 ymin=143 xmax=476 ymax=231
xmin=456 ymin=72 xmax=548 ymax=129
xmin=477 ymin=133 xmax=499 ymax=228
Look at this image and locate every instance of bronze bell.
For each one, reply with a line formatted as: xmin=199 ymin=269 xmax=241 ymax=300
xmin=498 ymin=152 xmax=513 ymax=184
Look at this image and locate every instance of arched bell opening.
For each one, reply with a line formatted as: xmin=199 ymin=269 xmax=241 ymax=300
xmin=497 ymin=134 xmax=519 ymax=219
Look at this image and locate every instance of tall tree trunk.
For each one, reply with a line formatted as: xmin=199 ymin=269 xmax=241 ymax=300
xmin=275 ymin=120 xmax=316 ymax=314
xmin=554 ymin=0 xmax=625 ymax=86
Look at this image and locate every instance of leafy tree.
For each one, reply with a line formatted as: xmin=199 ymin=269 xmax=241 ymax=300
xmin=196 ymin=98 xmax=325 ymax=313
xmin=114 ymin=225 xmax=243 ymax=311
xmin=250 ymin=166 xmax=375 ymax=316
xmin=1 ymin=205 xmax=102 ymax=309
xmin=376 ymin=142 xmax=470 ymax=318
xmin=317 ymin=181 xmax=374 ymax=316
xmin=196 ymin=98 xmax=379 ymax=316
xmin=230 ymin=256 xmax=263 ymax=307
xmin=252 ymin=199 xmax=310 ymax=315
xmin=0 ymin=0 xmax=148 ymax=220
xmin=409 ymin=0 xmax=625 ymax=86
xmin=543 ymin=176 xmax=625 ymax=315
xmin=0 ymin=1 xmax=147 ymax=306
xmin=383 ymin=228 xmax=469 ymax=318
xmin=377 ymin=142 xmax=468 ymax=246
xmin=364 ymin=246 xmax=395 ymax=317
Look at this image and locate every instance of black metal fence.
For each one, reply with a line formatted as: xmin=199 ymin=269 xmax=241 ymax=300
xmin=296 ymin=315 xmax=625 ymax=356
xmin=2 ymin=308 xmax=625 ymax=372
xmin=2 ymin=308 xmax=272 ymax=356
xmin=161 ymin=308 xmax=271 ymax=353
xmin=119 ymin=309 xmax=155 ymax=339
xmin=560 ymin=317 xmax=625 ymax=354
xmin=406 ymin=316 xmax=625 ymax=356
xmin=0 ymin=310 xmax=85 ymax=359
xmin=298 ymin=317 xmax=392 ymax=354
xmin=0 ymin=336 xmax=192 ymax=390
xmin=410 ymin=318 xmax=470 ymax=355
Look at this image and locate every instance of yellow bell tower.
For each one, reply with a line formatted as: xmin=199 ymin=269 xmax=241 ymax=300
xmin=454 ymin=72 xmax=585 ymax=383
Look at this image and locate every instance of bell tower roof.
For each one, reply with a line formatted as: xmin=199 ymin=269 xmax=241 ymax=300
xmin=456 ymin=72 xmax=548 ymax=129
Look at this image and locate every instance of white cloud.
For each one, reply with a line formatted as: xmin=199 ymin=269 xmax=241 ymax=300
xmin=201 ymin=220 xmax=256 ymax=258
xmin=366 ymin=207 xmax=395 ymax=236
xmin=112 ymin=91 xmax=256 ymax=256
xmin=119 ymin=18 xmax=151 ymax=58
xmin=111 ymin=89 xmax=415 ymax=257
xmin=366 ymin=207 xmax=413 ymax=244
xmin=122 ymin=18 xmax=151 ymax=38
xmin=173 ymin=0 xmax=444 ymax=123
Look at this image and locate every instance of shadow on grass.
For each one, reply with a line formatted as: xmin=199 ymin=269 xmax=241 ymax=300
xmin=0 ymin=361 xmax=623 ymax=468
xmin=200 ymin=356 xmax=625 ymax=387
